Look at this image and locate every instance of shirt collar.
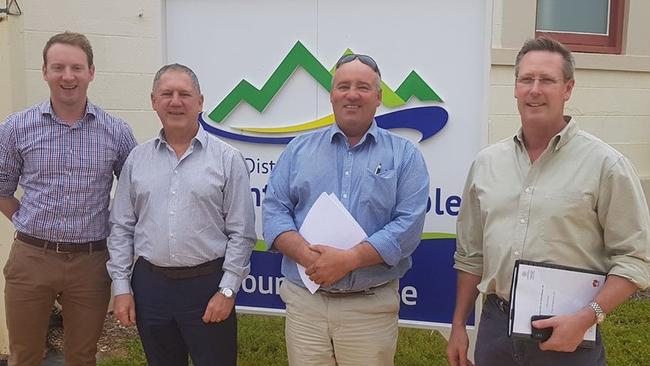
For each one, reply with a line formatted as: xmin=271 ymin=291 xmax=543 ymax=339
xmin=328 ymin=119 xmax=379 ymax=146
xmin=514 ymin=115 xmax=577 ymax=152
xmin=39 ymin=100 xmax=97 ymax=121
xmin=154 ymin=123 xmax=207 ymax=150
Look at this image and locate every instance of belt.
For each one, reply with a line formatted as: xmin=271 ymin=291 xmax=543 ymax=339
xmin=140 ymin=257 xmax=224 ymax=280
xmin=487 ymin=294 xmax=511 ymax=315
xmin=318 ymin=281 xmax=390 ymax=297
xmin=16 ymin=232 xmax=107 ymax=254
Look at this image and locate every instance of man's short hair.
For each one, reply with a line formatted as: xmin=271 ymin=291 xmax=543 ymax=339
xmin=152 ymin=63 xmax=202 ymax=95
xmin=515 ymin=37 xmax=575 ymax=81
xmin=43 ymin=31 xmax=94 ymax=67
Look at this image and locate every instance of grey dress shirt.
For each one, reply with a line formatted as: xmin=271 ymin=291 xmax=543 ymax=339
xmin=107 ymin=126 xmax=256 ymax=295
xmin=454 ymin=117 xmax=650 ymax=300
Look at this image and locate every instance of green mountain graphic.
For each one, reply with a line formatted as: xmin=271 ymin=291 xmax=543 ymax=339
xmin=208 ymin=41 xmax=442 ymax=123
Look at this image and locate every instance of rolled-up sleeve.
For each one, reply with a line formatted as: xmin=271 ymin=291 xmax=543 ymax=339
xmin=107 ymin=154 xmax=137 ymax=296
xmin=219 ymin=151 xmax=257 ymax=292
xmin=0 ymin=118 xmax=22 ymax=198
xmin=599 ymin=157 xmax=650 ymax=290
xmin=454 ymin=161 xmax=485 ymax=276
xmin=262 ymin=146 xmax=299 ymax=250
xmin=365 ymin=144 xmax=429 ymax=266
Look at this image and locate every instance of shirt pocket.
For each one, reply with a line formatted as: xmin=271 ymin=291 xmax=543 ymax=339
xmin=541 ymin=191 xmax=596 ymax=245
xmin=360 ymin=168 xmax=398 ymax=215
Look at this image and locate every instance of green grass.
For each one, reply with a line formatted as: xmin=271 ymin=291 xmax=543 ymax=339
xmin=601 ymin=298 xmax=650 ymax=366
xmin=98 ymin=299 xmax=650 ymax=366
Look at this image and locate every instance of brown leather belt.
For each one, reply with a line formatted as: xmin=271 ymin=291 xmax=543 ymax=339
xmin=16 ymin=232 xmax=107 ymax=254
xmin=318 ymin=281 xmax=390 ymax=297
xmin=139 ymin=257 xmax=224 ymax=280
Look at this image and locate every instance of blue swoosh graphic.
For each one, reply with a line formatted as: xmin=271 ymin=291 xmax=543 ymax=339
xmin=199 ymin=106 xmax=448 ymax=144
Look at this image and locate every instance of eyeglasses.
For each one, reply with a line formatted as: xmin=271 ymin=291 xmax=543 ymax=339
xmin=335 ymin=54 xmax=381 ymax=77
xmin=516 ymin=76 xmax=562 ymax=87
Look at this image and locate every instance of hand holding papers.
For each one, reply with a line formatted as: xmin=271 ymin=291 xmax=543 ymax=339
xmin=298 ymin=192 xmax=367 ymax=293
xmin=508 ymin=260 xmax=606 ymax=346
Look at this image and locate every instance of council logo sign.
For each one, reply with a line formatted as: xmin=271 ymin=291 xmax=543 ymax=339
xmin=199 ymin=41 xmax=448 ymax=144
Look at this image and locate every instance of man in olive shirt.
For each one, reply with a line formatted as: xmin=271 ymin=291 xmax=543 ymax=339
xmin=447 ymin=37 xmax=650 ymax=366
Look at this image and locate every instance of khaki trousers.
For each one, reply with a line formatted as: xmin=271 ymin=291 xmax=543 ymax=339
xmin=3 ymin=238 xmax=111 ymax=366
xmin=279 ymin=279 xmax=400 ymax=366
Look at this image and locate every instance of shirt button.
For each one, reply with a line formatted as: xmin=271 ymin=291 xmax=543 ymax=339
xmin=348 ymin=152 xmax=352 ymax=156
xmin=344 ymin=171 xmax=350 ymax=176
xmin=519 ymin=218 xmax=526 ymax=224
xmin=170 ymin=211 xmax=175 ymax=215
xmin=68 ymin=171 xmax=72 ymax=176
xmin=171 ymin=191 xmax=176 ymax=195
xmin=524 ymin=187 xmax=531 ymax=193
xmin=174 ymin=170 xmax=178 ymax=174
xmin=170 ymin=233 xmax=175 ymax=238
xmin=514 ymin=251 xmax=520 ymax=256
xmin=343 ymin=193 xmax=348 ymax=198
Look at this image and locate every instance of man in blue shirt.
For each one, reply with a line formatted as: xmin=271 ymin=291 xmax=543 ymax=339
xmin=263 ymin=54 xmax=429 ymax=365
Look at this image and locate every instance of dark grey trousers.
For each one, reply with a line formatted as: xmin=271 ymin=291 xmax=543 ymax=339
xmin=474 ymin=295 xmax=606 ymax=366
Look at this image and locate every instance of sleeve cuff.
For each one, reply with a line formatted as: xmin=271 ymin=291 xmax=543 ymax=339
xmin=453 ymin=252 xmax=484 ymax=277
xmin=263 ymin=225 xmax=297 ymax=251
xmin=366 ymin=231 xmax=400 ymax=267
xmin=219 ymin=269 xmax=244 ymax=293
xmin=608 ymin=259 xmax=650 ymax=290
xmin=112 ymin=279 xmax=132 ymax=296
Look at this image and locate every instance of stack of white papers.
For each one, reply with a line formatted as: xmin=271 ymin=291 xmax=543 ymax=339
xmin=298 ymin=192 xmax=367 ymax=293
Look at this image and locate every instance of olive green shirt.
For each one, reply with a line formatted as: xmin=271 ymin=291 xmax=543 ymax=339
xmin=455 ymin=117 xmax=650 ymax=300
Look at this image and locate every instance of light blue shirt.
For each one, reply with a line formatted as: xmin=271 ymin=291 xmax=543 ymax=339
xmin=108 ymin=126 xmax=256 ymax=295
xmin=262 ymin=121 xmax=429 ymax=291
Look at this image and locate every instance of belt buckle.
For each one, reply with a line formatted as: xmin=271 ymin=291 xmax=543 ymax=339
xmin=55 ymin=242 xmax=72 ymax=254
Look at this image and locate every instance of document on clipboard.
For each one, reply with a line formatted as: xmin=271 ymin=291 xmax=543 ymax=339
xmin=507 ymin=260 xmax=606 ymax=346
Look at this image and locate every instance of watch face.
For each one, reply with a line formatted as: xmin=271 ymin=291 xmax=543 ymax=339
xmin=221 ymin=288 xmax=234 ymax=298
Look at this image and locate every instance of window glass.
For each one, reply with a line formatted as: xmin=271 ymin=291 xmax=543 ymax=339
xmin=536 ymin=0 xmax=609 ymax=35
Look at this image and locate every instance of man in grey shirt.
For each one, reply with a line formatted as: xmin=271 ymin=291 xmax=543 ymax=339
xmin=107 ymin=63 xmax=256 ymax=366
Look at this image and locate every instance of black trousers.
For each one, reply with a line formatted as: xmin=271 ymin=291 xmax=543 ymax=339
xmin=132 ymin=258 xmax=237 ymax=366
xmin=475 ymin=295 xmax=606 ymax=366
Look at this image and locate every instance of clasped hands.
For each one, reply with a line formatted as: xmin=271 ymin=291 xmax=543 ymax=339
xmin=304 ymin=245 xmax=356 ymax=288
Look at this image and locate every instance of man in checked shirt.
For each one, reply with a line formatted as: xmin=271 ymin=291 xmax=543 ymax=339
xmin=0 ymin=32 xmax=136 ymax=366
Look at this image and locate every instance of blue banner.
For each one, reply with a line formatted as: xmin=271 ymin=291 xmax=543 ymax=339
xmin=236 ymin=238 xmax=473 ymax=326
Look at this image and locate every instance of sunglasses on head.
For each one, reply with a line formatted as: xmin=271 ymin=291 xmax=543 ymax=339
xmin=334 ymin=54 xmax=381 ymax=77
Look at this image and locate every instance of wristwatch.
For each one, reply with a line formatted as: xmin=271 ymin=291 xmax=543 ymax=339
xmin=218 ymin=287 xmax=235 ymax=299
xmin=589 ymin=301 xmax=606 ymax=324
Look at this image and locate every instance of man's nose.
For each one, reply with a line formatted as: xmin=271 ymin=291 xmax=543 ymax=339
xmin=62 ymin=68 xmax=74 ymax=80
xmin=170 ymin=93 xmax=182 ymax=104
xmin=529 ymin=80 xmax=542 ymax=94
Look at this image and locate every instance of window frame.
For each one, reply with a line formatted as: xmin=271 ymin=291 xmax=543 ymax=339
xmin=535 ymin=0 xmax=625 ymax=54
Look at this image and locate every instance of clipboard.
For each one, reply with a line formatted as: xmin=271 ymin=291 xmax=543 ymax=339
xmin=507 ymin=260 xmax=606 ymax=347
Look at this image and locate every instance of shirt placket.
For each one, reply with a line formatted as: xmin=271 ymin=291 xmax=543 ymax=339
xmin=60 ymin=123 xmax=75 ymax=239
xmin=341 ymin=149 xmax=354 ymax=207
xmin=167 ymin=146 xmax=180 ymax=261
xmin=511 ymin=150 xmax=537 ymax=260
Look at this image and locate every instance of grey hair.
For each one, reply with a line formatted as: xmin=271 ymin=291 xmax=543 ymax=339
xmin=515 ymin=37 xmax=575 ymax=81
xmin=152 ymin=63 xmax=201 ymax=94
